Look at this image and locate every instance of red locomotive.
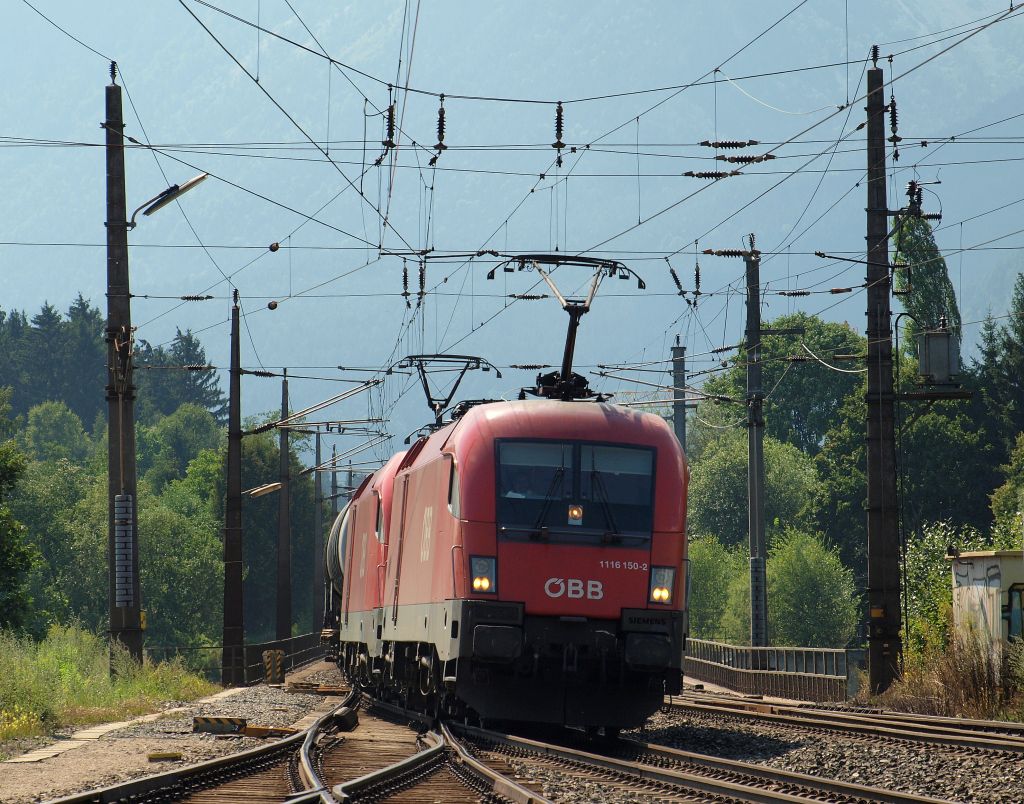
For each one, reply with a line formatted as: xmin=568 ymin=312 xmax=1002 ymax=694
xmin=323 ymin=256 xmax=689 ymax=729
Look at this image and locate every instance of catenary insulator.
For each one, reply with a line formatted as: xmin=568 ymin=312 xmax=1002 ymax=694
xmin=383 ymin=104 xmax=396 ymax=148
xmin=683 ymin=170 xmax=739 ymax=179
xmin=434 ymin=94 xmax=447 ymax=151
xmin=699 ymin=139 xmax=757 ymax=149
xmin=716 ymin=153 xmax=775 ymax=163
xmin=552 ymin=102 xmax=565 ymax=150
xmin=669 ymin=267 xmax=684 ymax=294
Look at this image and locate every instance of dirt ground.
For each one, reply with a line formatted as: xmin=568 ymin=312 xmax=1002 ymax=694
xmin=0 ymin=661 xmax=344 ymax=804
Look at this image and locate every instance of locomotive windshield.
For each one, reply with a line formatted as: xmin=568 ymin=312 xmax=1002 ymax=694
xmin=496 ymin=440 xmax=654 ymax=543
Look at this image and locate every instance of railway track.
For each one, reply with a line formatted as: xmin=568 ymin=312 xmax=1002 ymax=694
xmin=44 ymin=689 xmax=541 ymax=804
xmin=451 ymin=721 xmax=954 ymax=803
xmin=668 ymin=691 xmax=1024 ymax=755
xmin=52 ymin=682 xmax=1013 ymax=803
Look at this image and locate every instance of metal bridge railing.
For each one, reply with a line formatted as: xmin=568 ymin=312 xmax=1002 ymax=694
xmin=145 ymin=632 xmax=324 ymax=685
xmin=684 ymin=638 xmax=865 ymax=702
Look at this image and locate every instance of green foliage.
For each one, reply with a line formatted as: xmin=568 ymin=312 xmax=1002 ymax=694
xmin=966 ymin=275 xmax=1024 ymax=469
xmin=0 ymin=624 xmax=215 ymax=741
xmin=697 ymin=312 xmax=866 ymax=456
xmin=693 ymin=530 xmax=858 ymax=648
xmin=991 ymin=433 xmax=1024 ymax=531
xmin=236 ymin=425 xmax=317 ymax=642
xmin=719 ymin=559 xmax=752 ymax=645
xmin=687 ymin=432 xmax=816 ymax=547
xmin=686 ymin=535 xmax=742 ymax=640
xmin=136 ymin=330 xmax=226 ymax=423
xmin=136 ymin=482 xmax=222 ymax=647
xmin=766 ymin=529 xmax=858 ymax=647
xmin=7 ymin=459 xmax=91 ymax=635
xmin=903 ymin=521 xmax=1017 ymax=658
xmin=22 ymin=401 xmax=90 ymax=463
xmin=811 ymin=389 xmax=867 ymax=570
xmin=0 ymin=393 xmax=32 ymax=631
xmin=894 ymin=216 xmax=962 ymax=353
xmin=0 ymin=297 xmax=106 ymax=428
xmin=813 ymin=366 xmax=998 ymax=574
xmin=137 ymin=404 xmax=221 ymax=492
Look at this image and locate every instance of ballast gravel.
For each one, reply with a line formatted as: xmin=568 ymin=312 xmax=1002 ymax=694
xmin=636 ymin=708 xmax=1024 ymax=803
xmin=0 ymin=661 xmax=344 ymax=804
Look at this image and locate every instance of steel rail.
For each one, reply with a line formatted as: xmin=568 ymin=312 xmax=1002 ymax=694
xmin=46 ymin=689 xmax=359 ymax=804
xmin=449 ymin=722 xmax=954 ymax=804
xmin=290 ymin=693 xmax=363 ymax=803
xmin=331 ymin=730 xmax=446 ymax=802
xmin=338 ymin=693 xmax=548 ymax=802
xmin=623 ymin=735 xmax=951 ymax=804
xmin=672 ymin=695 xmax=1024 ymax=754
xmin=439 ymin=721 xmax=552 ymax=804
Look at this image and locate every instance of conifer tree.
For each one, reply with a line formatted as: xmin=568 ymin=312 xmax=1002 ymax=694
xmin=894 ymin=217 xmax=962 ymax=355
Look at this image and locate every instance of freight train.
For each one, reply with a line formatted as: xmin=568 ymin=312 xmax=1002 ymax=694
xmin=321 ymin=255 xmax=688 ymax=729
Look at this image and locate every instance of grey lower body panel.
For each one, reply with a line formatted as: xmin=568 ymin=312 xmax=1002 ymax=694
xmin=341 ymin=599 xmax=686 ymax=727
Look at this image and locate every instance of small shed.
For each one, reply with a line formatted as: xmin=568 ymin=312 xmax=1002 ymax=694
xmin=949 ymin=551 xmax=1024 ymax=644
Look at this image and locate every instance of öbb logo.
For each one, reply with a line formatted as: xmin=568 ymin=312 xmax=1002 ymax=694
xmin=544 ymin=577 xmax=604 ymax=600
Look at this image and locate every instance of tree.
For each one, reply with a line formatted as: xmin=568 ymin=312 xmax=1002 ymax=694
xmin=136 ymin=330 xmax=226 ymax=423
xmin=893 ymin=216 xmax=962 ymax=354
xmin=0 ymin=298 xmax=105 ymax=427
xmin=696 ymin=312 xmax=866 ymax=456
xmin=687 ymin=432 xmax=817 ymax=547
xmin=0 ymin=388 xmax=33 ymax=630
xmin=902 ymin=521 xmax=1018 ymax=658
xmin=138 ymin=404 xmax=221 ymax=491
xmin=62 ymin=295 xmax=106 ymax=429
xmin=686 ymin=535 xmax=741 ymax=640
xmin=26 ymin=303 xmax=67 ymax=408
xmin=190 ymin=422 xmax=318 ymax=643
xmin=716 ymin=528 xmax=859 ymax=647
xmin=22 ymin=401 xmax=90 ymax=464
xmin=766 ymin=529 xmax=858 ymax=648
xmin=969 ymin=275 xmax=1024 ymax=460
xmin=170 ymin=330 xmax=227 ymax=422
xmin=813 ymin=363 xmax=997 ymax=575
xmin=8 ymin=458 xmax=90 ymax=635
xmin=137 ymin=478 xmax=222 ymax=647
xmin=990 ymin=433 xmax=1024 ymax=532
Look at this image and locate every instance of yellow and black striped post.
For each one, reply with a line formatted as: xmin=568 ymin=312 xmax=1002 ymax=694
xmin=263 ymin=649 xmax=285 ymax=684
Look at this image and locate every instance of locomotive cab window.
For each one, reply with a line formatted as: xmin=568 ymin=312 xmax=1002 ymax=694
xmin=496 ymin=440 xmax=653 ymax=544
xmin=447 ymin=456 xmax=461 ymax=518
xmin=373 ymin=491 xmax=383 ymax=543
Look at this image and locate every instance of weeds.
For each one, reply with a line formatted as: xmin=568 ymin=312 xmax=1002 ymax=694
xmin=868 ymin=629 xmax=1024 ymax=721
xmin=0 ymin=624 xmax=216 ymax=741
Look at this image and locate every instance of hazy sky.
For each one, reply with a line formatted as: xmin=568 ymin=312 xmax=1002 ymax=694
xmin=4 ymin=1 xmax=1023 ymax=463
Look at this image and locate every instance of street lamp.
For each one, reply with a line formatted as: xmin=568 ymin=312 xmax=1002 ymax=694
xmin=105 ymin=65 xmax=208 ymax=665
xmin=128 ymin=173 xmax=208 ymax=229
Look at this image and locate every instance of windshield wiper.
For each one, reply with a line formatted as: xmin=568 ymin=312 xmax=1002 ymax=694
xmin=531 ymin=465 xmax=566 ymax=532
xmin=589 ymin=468 xmax=620 ymax=538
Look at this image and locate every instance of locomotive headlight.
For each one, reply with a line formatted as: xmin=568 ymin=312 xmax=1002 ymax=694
xmin=471 ymin=556 xmax=497 ymax=595
xmin=649 ymin=566 xmax=676 ymax=605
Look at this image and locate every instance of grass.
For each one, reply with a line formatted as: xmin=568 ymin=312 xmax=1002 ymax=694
xmin=0 ymin=624 xmax=217 ymax=745
xmin=865 ymin=631 xmax=1024 ymax=721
